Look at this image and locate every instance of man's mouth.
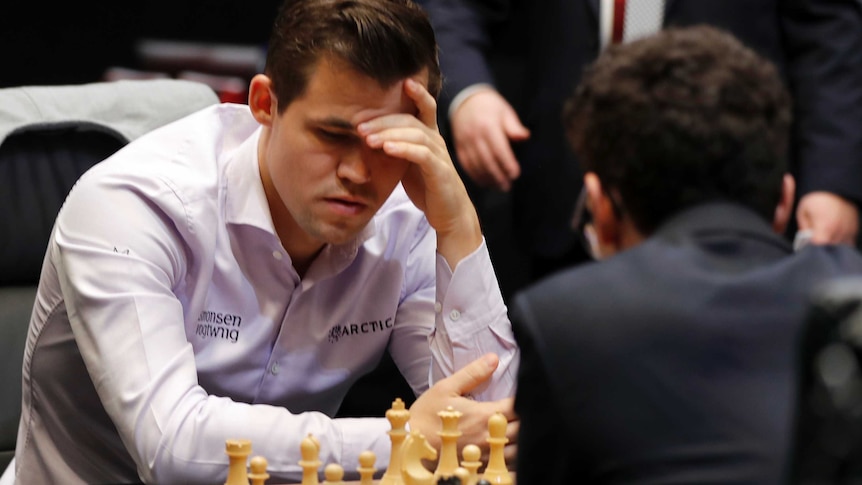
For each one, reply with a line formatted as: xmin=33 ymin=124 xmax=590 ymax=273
xmin=324 ymin=196 xmax=369 ymax=216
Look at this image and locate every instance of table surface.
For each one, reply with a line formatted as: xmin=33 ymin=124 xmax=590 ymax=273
xmin=276 ymin=472 xmax=516 ymax=484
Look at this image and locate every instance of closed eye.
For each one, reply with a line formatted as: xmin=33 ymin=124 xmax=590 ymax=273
xmin=317 ymin=129 xmax=354 ymax=144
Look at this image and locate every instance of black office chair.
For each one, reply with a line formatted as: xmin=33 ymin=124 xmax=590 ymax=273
xmin=792 ymin=276 xmax=862 ymax=484
xmin=0 ymin=79 xmax=218 ymax=474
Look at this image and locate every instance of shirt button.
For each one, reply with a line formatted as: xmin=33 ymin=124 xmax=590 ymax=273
xmin=449 ymin=309 xmax=461 ymax=321
xmin=434 ymin=302 xmax=442 ymax=313
xmin=270 ymin=362 xmax=280 ymax=375
xmin=272 ymin=250 xmax=283 ymax=261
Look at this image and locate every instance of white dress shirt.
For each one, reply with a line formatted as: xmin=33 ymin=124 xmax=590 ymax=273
xmin=14 ymin=104 xmax=518 ymax=484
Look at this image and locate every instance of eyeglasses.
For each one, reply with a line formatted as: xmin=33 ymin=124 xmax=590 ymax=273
xmin=570 ymin=186 xmax=624 ymax=261
xmin=571 ymin=187 xmax=599 ymax=260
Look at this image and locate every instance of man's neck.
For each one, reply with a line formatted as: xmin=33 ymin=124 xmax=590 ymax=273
xmin=257 ymin=132 xmax=325 ymax=278
xmin=619 ymin=219 xmax=646 ymax=251
xmin=263 ymin=186 xmax=325 ymax=278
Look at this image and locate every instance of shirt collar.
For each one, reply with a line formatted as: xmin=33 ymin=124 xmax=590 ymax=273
xmin=654 ymin=202 xmax=792 ymax=253
xmin=223 ymin=126 xmax=275 ymax=233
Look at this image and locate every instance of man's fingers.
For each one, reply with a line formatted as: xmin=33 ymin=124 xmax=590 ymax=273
xmin=441 ymin=353 xmax=500 ymax=396
xmin=456 ymin=139 xmax=501 ymax=188
xmin=505 ymin=417 xmax=519 ymax=443
xmin=473 ymin=139 xmax=510 ymax=190
xmin=796 ymin=191 xmax=860 ymax=245
xmin=487 ymin=124 xmax=521 ymax=183
xmin=503 ymin=443 xmax=518 ymax=467
xmin=405 ymin=78 xmax=438 ymax=129
xmin=502 ymin=110 xmax=530 ymax=141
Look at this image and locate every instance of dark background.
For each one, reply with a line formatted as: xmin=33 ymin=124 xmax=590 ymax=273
xmin=0 ymin=0 xmax=282 ymax=88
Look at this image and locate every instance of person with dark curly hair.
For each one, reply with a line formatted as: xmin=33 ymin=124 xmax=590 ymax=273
xmin=511 ymin=25 xmax=862 ymax=484
xmin=425 ymin=0 xmax=862 ymax=304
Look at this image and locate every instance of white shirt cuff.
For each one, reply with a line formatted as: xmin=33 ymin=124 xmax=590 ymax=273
xmin=448 ymin=83 xmax=497 ymax=120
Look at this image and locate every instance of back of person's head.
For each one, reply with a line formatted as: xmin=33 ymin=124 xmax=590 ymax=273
xmin=265 ymin=0 xmax=441 ymax=113
xmin=565 ymin=25 xmax=792 ymax=235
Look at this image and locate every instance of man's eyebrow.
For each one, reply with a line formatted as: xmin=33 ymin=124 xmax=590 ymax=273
xmin=312 ymin=116 xmax=356 ymax=131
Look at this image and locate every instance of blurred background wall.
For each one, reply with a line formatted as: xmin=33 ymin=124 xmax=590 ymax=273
xmin=0 ymin=0 xmax=282 ymax=89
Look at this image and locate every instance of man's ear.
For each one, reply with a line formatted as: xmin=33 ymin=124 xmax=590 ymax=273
xmin=773 ymin=173 xmax=796 ymax=234
xmin=249 ymin=74 xmax=277 ymax=126
xmin=584 ymin=172 xmax=621 ymax=246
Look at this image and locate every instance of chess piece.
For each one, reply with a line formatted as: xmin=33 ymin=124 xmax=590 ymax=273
xmin=357 ymin=450 xmax=377 ymax=485
xmin=323 ymin=463 xmax=345 ymax=484
xmin=475 ymin=481 xmax=492 ymax=485
xmin=300 ymin=434 xmax=322 ymax=485
xmin=453 ymin=467 xmax=470 ymax=485
xmin=436 ymin=475 xmax=462 ymax=485
xmin=248 ymin=456 xmax=269 ymax=485
xmin=460 ymin=444 xmax=482 ymax=485
xmin=380 ymin=398 xmax=410 ymax=485
xmin=434 ymin=406 xmax=463 ymax=479
xmin=400 ymin=429 xmax=438 ymax=485
xmin=481 ymin=413 xmax=512 ymax=485
xmin=225 ymin=438 xmax=252 ymax=485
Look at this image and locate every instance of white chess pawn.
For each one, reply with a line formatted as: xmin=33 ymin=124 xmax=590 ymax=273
xmin=323 ymin=463 xmax=345 ymax=485
xmin=460 ymin=444 xmax=482 ymax=485
xmin=357 ymin=450 xmax=376 ymax=485
xmin=454 ymin=467 xmax=471 ymax=485
xmin=248 ymin=456 xmax=269 ymax=485
xmin=481 ymin=413 xmax=512 ymax=485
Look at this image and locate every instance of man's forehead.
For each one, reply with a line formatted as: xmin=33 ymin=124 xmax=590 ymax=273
xmin=297 ymin=64 xmax=426 ymax=127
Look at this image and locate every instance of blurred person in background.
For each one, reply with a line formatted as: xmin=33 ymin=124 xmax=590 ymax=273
xmin=424 ymin=0 xmax=862 ymax=302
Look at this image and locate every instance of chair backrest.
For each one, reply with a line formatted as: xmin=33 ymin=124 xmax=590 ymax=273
xmin=0 ymin=79 xmax=219 ymax=472
xmin=792 ymin=277 xmax=862 ymax=483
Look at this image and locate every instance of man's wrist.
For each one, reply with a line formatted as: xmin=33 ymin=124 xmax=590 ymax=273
xmin=436 ymin=214 xmax=483 ymax=270
xmin=448 ymin=83 xmax=496 ymax=120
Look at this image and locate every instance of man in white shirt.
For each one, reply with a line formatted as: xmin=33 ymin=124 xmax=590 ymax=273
xmin=12 ymin=0 xmax=518 ymax=483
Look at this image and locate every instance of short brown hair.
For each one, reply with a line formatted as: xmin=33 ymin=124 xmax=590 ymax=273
xmin=565 ymin=25 xmax=792 ymax=234
xmin=265 ymin=0 xmax=441 ymax=112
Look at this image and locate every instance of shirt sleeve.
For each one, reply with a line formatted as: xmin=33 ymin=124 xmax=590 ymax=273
xmin=429 ymin=239 xmax=519 ymax=401
xmin=386 ymin=215 xmax=518 ymax=402
xmin=50 ymin=171 xmax=394 ymax=484
xmin=424 ymin=0 xmax=509 ymax=115
xmin=781 ymin=0 xmax=862 ymax=203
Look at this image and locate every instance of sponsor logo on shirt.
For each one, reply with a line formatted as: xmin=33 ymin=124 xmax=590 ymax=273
xmin=195 ymin=310 xmax=243 ymax=343
xmin=328 ymin=317 xmax=394 ymax=343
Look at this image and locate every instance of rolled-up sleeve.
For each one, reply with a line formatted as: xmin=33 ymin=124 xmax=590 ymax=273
xmin=429 ymin=239 xmax=519 ymax=401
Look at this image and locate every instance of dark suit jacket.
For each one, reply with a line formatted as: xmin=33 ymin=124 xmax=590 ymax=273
xmin=510 ymin=203 xmax=862 ymax=484
xmin=426 ymin=0 xmax=862 ymax=259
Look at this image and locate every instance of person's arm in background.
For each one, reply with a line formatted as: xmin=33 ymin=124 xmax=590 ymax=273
xmin=782 ymin=0 xmax=862 ymax=245
xmin=424 ymin=0 xmax=529 ymax=192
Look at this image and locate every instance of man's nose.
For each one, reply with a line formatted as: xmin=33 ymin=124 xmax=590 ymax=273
xmin=337 ymin=147 xmax=373 ymax=184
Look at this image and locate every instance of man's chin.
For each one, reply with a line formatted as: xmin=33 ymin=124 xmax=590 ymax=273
xmin=315 ymin=221 xmax=369 ymax=246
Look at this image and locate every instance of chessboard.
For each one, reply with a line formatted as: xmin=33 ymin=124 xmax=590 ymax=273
xmin=224 ymin=398 xmax=515 ymax=485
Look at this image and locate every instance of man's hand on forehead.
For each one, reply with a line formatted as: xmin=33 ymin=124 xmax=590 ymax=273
xmin=357 ymin=77 xmax=483 ymax=268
